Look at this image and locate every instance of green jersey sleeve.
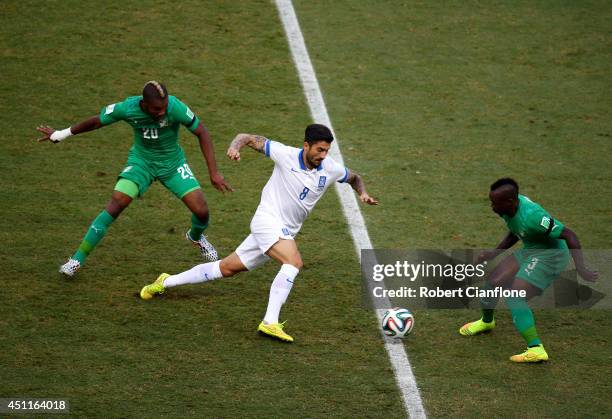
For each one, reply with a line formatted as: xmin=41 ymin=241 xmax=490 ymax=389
xmin=99 ymin=100 xmax=128 ymax=126
xmin=546 ymin=216 xmax=564 ymax=239
xmin=525 ymin=209 xmax=565 ymax=240
xmin=169 ymin=97 xmax=201 ymax=133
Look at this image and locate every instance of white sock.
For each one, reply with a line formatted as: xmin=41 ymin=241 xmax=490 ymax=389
xmin=263 ymin=264 xmax=300 ymax=324
xmin=164 ymin=261 xmax=222 ymax=288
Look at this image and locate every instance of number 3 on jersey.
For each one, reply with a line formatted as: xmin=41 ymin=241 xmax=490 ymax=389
xmin=142 ymin=128 xmax=158 ymax=139
xmin=299 ymin=187 xmax=310 ymax=200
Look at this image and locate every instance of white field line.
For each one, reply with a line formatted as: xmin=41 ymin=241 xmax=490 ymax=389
xmin=274 ymin=1 xmax=426 ymax=417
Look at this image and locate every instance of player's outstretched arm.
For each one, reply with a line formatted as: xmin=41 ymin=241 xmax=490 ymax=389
xmin=227 ymin=133 xmax=267 ymax=161
xmin=36 ymin=115 xmax=103 ymax=143
xmin=559 ymin=227 xmax=599 ymax=282
xmin=193 ymin=123 xmax=233 ymax=193
xmin=346 ymin=171 xmax=378 ymax=205
xmin=477 ymin=232 xmax=519 ymax=263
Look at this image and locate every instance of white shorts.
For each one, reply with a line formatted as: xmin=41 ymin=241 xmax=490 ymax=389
xmin=235 ymin=212 xmax=296 ymax=270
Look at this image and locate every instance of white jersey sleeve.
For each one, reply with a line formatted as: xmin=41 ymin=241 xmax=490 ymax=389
xmin=322 ymin=155 xmax=350 ymax=183
xmin=264 ymin=139 xmax=294 ymax=163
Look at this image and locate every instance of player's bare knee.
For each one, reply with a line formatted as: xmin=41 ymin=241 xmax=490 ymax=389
xmin=219 ymin=263 xmax=235 ymax=277
xmin=288 ymin=257 xmax=303 ymax=270
xmin=106 ymin=193 xmax=132 ymax=217
xmin=512 ymin=280 xmax=541 ymax=300
xmin=219 ymin=263 xmax=243 ymax=278
xmin=489 ymin=271 xmax=515 ymax=289
xmin=183 ymin=189 xmax=209 ymax=221
xmin=219 ymin=255 xmax=247 ymax=277
xmin=191 ymin=201 xmax=209 ymax=222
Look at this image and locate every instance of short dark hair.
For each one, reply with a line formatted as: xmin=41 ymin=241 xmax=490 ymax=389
xmin=490 ymin=177 xmax=519 ymax=193
xmin=143 ymin=81 xmax=168 ymax=102
xmin=305 ymin=124 xmax=334 ymax=144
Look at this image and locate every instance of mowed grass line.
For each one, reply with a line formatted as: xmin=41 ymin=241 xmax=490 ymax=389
xmin=294 ymin=0 xmax=611 ymax=417
xmin=0 ymin=1 xmax=405 ymax=417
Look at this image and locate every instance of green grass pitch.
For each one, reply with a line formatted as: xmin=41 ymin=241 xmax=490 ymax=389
xmin=1 ymin=0 xmax=610 ymax=417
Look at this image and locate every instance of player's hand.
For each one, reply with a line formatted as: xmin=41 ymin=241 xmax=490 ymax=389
xmin=227 ymin=147 xmax=241 ymax=161
xmin=577 ymin=267 xmax=599 ymax=282
xmin=360 ymin=193 xmax=378 ymax=205
xmin=36 ymin=125 xmax=57 ymax=142
xmin=476 ymin=250 xmax=498 ymax=264
xmin=210 ymin=172 xmax=233 ymax=193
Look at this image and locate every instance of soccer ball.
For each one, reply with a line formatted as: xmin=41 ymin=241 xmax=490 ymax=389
xmin=381 ymin=308 xmax=414 ymax=338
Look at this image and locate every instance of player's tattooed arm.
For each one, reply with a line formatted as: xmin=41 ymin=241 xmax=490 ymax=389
xmin=227 ymin=134 xmax=267 ymax=161
xmin=346 ymin=170 xmax=378 ymax=205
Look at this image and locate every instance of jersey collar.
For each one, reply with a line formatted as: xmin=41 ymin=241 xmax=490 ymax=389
xmin=298 ymin=149 xmax=323 ymax=171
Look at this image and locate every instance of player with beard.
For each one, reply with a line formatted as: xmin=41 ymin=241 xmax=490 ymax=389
xmin=140 ymin=124 xmax=378 ymax=342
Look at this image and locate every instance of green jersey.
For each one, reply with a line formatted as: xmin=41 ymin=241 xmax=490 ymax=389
xmin=99 ymin=95 xmax=201 ymax=162
xmin=502 ymin=194 xmax=567 ymax=250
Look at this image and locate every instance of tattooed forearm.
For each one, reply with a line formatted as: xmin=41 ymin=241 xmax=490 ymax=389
xmin=347 ymin=171 xmax=366 ymax=195
xmin=345 ymin=169 xmax=379 ymax=205
xmin=248 ymin=135 xmax=267 ymax=153
xmin=229 ymin=133 xmax=267 ymax=154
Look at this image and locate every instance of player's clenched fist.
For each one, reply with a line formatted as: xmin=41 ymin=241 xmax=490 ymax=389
xmin=227 ymin=147 xmax=241 ymax=161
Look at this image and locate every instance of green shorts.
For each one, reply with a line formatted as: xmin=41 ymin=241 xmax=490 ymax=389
xmin=117 ymin=154 xmax=201 ymax=199
xmin=514 ymin=248 xmax=570 ymax=290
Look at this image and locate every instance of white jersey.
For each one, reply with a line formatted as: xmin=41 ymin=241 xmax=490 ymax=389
xmin=255 ymin=139 xmax=349 ymax=235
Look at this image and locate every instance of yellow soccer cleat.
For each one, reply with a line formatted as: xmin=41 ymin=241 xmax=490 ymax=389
xmin=257 ymin=321 xmax=294 ymax=342
xmin=459 ymin=318 xmax=496 ymax=336
xmin=510 ymin=345 xmax=549 ymax=363
xmin=140 ymin=273 xmax=170 ymax=300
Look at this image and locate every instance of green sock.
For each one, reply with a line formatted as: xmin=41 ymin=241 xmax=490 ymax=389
xmin=189 ymin=213 xmax=209 ymax=241
xmin=507 ymin=296 xmax=541 ymax=347
xmin=480 ymin=282 xmax=497 ymax=323
xmin=482 ymin=308 xmax=495 ymax=323
xmin=72 ymin=210 xmax=115 ymax=264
